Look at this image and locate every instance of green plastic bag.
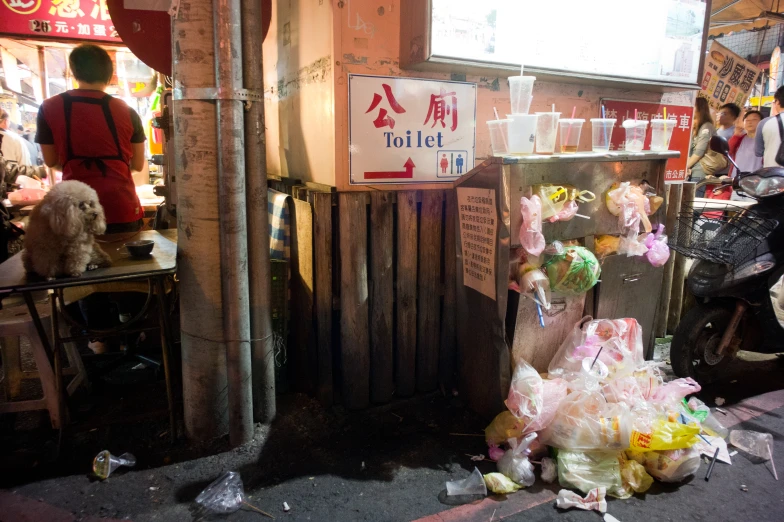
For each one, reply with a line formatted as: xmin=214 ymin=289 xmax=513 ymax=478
xmin=557 ymin=450 xmax=625 ymax=498
xmin=543 ymin=246 xmax=601 ymax=295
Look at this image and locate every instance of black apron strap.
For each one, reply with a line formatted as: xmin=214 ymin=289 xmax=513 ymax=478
xmin=61 ymin=92 xmax=128 ymax=176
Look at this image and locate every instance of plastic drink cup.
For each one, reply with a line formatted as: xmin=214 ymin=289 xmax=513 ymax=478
xmin=622 ymin=120 xmax=649 ymax=152
xmin=508 ymin=76 xmax=536 ymax=114
xmin=558 ymin=119 xmax=585 ymax=153
xmin=535 ymin=112 xmax=560 ymax=154
xmin=487 ymin=119 xmax=512 ymax=156
xmin=590 ymin=118 xmax=616 ymax=152
xmin=649 ymin=119 xmax=676 ymax=151
xmin=506 ymin=114 xmax=538 ymax=155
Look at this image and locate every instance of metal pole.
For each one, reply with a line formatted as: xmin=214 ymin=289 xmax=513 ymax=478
xmin=214 ymin=0 xmax=254 ymax=446
xmin=37 ymin=46 xmax=49 ymax=100
xmin=241 ymin=0 xmax=276 ymax=422
xmin=172 ymin=0 xmax=228 ymax=441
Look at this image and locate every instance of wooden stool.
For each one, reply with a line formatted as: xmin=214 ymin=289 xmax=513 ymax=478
xmin=0 ymin=300 xmax=87 ymax=429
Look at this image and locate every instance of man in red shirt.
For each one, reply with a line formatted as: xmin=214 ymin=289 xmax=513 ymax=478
xmin=36 ymin=44 xmax=146 ymax=233
xmin=35 ymin=44 xmax=147 ymax=352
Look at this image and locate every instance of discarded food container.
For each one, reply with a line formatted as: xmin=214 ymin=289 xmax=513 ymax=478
xmin=535 ymin=112 xmax=560 ymax=154
xmin=508 ymin=76 xmax=536 ymax=114
xmin=649 ymin=119 xmax=675 ymax=151
xmin=622 ymin=120 xmax=649 ymax=152
xmin=446 ymin=467 xmax=487 ymax=496
xmin=487 ymin=119 xmax=512 ymax=156
xmin=558 ymin=119 xmax=585 ymax=153
xmin=195 ymin=471 xmax=274 ymax=517
xmin=93 ymin=450 xmax=136 ymax=480
xmin=507 ymin=114 xmax=538 ymax=155
xmin=590 ymin=118 xmax=616 ymax=152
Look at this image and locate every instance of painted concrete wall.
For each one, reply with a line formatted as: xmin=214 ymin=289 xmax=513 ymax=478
xmin=263 ymin=0 xmax=335 ymax=186
xmin=264 ymin=0 xmax=695 ymax=189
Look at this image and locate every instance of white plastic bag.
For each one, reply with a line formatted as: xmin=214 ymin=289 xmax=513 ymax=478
xmin=555 ymin=487 xmax=607 ymax=513
xmin=497 ymin=433 xmax=537 ymax=487
xmin=505 ymin=359 xmax=543 ymax=424
xmin=626 ymin=447 xmax=701 ymax=483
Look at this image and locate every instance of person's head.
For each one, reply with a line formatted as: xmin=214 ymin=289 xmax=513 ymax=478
xmin=15 ymin=123 xmax=25 ymax=135
xmin=717 ymin=103 xmax=741 ymax=128
xmin=0 ymin=109 xmax=9 ymax=130
xmin=774 ymin=86 xmax=784 ymax=115
xmin=743 ymin=110 xmax=763 ymax=136
xmin=693 ymin=97 xmax=712 ymax=136
xmin=69 ymin=44 xmax=113 ymax=88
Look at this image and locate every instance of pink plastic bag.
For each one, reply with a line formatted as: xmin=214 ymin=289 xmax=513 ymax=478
xmin=524 ymin=378 xmax=567 ymax=433
xmin=548 ymin=200 xmax=578 ymax=223
xmin=519 ymin=196 xmax=545 ymax=256
xmin=644 ymin=226 xmax=670 ymax=267
xmin=649 ymin=377 xmax=701 ymax=405
xmin=603 ymin=376 xmax=644 ymax=408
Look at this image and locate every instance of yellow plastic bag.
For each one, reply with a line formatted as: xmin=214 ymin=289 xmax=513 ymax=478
xmin=629 ymin=420 xmax=700 ymax=452
xmin=485 ymin=411 xmax=525 ymax=446
xmin=595 ymin=235 xmax=620 ymax=258
xmin=619 ymin=457 xmax=653 ymax=495
xmin=483 ymin=472 xmax=522 ymax=494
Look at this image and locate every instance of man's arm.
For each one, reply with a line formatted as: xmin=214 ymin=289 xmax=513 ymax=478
xmin=130 ymin=142 xmax=146 ymax=172
xmin=40 ymin=144 xmax=61 ymax=169
xmin=35 ymin=106 xmax=61 ymax=169
xmin=129 ymin=108 xmax=147 ymax=173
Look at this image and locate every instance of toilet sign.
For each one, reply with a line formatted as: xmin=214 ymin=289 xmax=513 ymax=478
xmin=348 ymin=74 xmax=477 ymax=185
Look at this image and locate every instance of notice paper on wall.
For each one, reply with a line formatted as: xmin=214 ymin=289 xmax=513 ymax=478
xmin=457 ymin=187 xmax=497 ymax=301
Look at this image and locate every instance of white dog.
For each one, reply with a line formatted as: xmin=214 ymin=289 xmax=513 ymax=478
xmin=22 ymin=180 xmax=111 ymax=279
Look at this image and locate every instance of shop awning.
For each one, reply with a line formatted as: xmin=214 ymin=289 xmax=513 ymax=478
xmin=710 ymin=0 xmax=784 ymax=36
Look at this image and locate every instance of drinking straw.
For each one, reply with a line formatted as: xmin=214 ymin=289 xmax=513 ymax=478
xmin=551 ymin=103 xmax=558 ymax=135
xmin=705 ymin=447 xmax=720 ymax=481
xmin=574 ymin=213 xmax=590 ymax=219
xmin=768 ymin=442 xmax=779 ymax=481
xmin=634 ymin=109 xmax=638 ymax=121
xmin=698 ymin=434 xmax=711 ymax=445
xmin=601 ymin=105 xmax=610 ymax=147
xmin=536 ymin=302 xmax=545 ymax=328
xmin=493 ymin=107 xmax=500 ymax=120
xmin=590 ymin=346 xmax=604 ymax=370
xmin=564 ymin=106 xmax=577 ymax=151
xmin=493 ymin=107 xmax=508 ymax=153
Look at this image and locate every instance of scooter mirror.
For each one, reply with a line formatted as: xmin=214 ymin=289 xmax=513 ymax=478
xmin=710 ymin=135 xmax=730 ymax=155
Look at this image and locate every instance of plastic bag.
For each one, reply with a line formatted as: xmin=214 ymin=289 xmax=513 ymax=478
xmin=488 ymin=445 xmax=505 ymax=461
xmin=520 ymin=196 xmax=545 ymax=256
xmin=484 ymin=472 xmax=522 ymax=494
xmin=446 ymin=467 xmax=488 ymax=496
xmin=644 ymin=225 xmax=670 ymax=267
xmin=505 ymin=359 xmax=543 ymax=423
xmin=525 ymin=378 xmax=568 ymax=433
xmin=626 ymin=447 xmax=701 ymax=482
xmin=541 ymin=457 xmax=558 ymax=483
xmin=541 ymin=391 xmax=631 ymax=450
xmin=629 ymin=419 xmax=700 ymax=452
xmin=556 ymin=488 xmax=607 ymax=513
xmin=548 ymin=318 xmax=644 ymax=381
xmin=603 ymin=377 xmax=644 ymax=408
xmin=497 ymin=433 xmax=537 ymax=487
xmin=619 ymin=456 xmax=653 ymax=496
xmin=595 ymin=235 xmax=620 ymax=258
xmin=485 ymin=411 xmax=525 ymax=446
xmin=649 ymin=378 xmax=701 ymax=406
xmin=549 ymin=200 xmax=579 ymax=223
xmin=93 ymin=451 xmax=136 ymax=480
xmin=556 ymin=450 xmax=623 ymax=497
xmin=542 ymin=246 xmax=601 ymax=295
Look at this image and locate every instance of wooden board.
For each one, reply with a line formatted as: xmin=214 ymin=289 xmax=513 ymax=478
xmin=439 ymin=190 xmax=457 ymax=390
xmin=654 ymin=183 xmax=683 ymax=340
xmin=370 ymin=192 xmax=394 ymax=403
xmin=417 ymin=190 xmax=443 ymax=392
xmin=289 ymin=196 xmax=315 ymax=392
xmin=313 ymin=192 xmax=334 ymax=406
xmin=396 ymin=191 xmax=418 ymax=397
xmin=668 ymin=182 xmax=696 ymax=333
xmin=339 ymin=193 xmax=370 ymax=409
xmin=512 ymin=293 xmax=587 ymax=372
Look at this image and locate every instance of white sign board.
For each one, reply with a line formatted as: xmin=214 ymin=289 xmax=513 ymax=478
xmin=349 ymin=74 xmax=477 ymax=185
xmin=457 ymin=187 xmax=497 ymax=301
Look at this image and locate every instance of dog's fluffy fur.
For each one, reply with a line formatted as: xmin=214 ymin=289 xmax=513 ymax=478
xmin=22 ymin=180 xmax=111 ymax=279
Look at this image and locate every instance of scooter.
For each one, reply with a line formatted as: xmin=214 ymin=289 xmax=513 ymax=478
xmin=670 ymin=136 xmax=784 ymax=382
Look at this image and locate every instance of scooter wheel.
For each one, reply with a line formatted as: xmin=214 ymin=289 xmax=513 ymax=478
xmin=671 ymin=304 xmax=733 ymax=383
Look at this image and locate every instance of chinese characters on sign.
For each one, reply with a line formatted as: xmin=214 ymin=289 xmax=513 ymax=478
xmin=1 ymin=0 xmax=120 ymax=42
xmin=602 ymin=99 xmax=692 ymax=183
xmin=699 ymin=41 xmax=760 ymax=112
xmin=349 ymin=74 xmax=477 ymax=184
xmin=457 ymin=187 xmax=497 ymax=301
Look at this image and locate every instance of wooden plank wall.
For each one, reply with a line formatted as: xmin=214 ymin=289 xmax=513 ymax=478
xmin=269 ymin=180 xmax=456 ymax=408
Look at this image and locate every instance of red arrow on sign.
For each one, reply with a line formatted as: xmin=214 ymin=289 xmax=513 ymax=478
xmin=364 ymin=158 xmax=416 ymax=180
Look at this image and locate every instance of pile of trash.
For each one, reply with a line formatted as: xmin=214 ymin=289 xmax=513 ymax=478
xmin=447 ymin=317 xmax=776 ymax=514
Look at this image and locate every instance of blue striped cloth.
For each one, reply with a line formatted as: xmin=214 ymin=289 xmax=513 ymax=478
xmin=268 ymin=189 xmax=290 ymax=261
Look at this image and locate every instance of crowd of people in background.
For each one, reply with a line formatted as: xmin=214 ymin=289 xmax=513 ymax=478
xmin=688 ymin=85 xmax=784 ymax=200
xmin=0 ymin=108 xmax=41 ymax=168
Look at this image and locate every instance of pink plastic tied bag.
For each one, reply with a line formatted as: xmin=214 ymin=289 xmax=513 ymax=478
xmin=609 ymin=183 xmax=652 ymax=256
xmin=644 ymin=225 xmax=670 ymax=267
xmin=505 ymin=359 xmax=544 ymax=424
xmin=520 ymin=196 xmax=545 ymax=256
xmin=548 ymin=200 xmax=578 ymax=223
xmin=548 ymin=317 xmax=645 ymax=381
xmin=649 ymin=377 xmax=701 ymax=406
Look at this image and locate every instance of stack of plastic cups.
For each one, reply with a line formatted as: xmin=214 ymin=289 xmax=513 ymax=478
xmin=487 ymin=118 xmax=512 ymax=156
xmin=506 ymin=76 xmax=538 ymax=155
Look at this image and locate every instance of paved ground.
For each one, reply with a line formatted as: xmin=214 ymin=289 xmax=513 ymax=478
xmin=1 ymin=350 xmax=783 ymax=522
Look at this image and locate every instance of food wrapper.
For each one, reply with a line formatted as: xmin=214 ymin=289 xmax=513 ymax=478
xmin=555 ymin=487 xmax=607 ymax=513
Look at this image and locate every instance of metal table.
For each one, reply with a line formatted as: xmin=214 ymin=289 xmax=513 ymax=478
xmin=0 ymin=229 xmax=178 ymax=443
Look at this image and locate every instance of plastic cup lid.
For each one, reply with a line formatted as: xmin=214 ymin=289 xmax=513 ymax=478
xmin=535 ymin=112 xmax=561 ymax=116
xmin=506 ymin=114 xmax=538 ymax=119
xmin=622 ymin=119 xmax=649 ymax=128
xmin=590 ymin=118 xmax=617 ymax=123
xmin=486 ymin=119 xmax=512 ymax=124
xmin=559 ymin=119 xmax=585 ymax=123
xmin=509 ymin=75 xmax=536 ymax=82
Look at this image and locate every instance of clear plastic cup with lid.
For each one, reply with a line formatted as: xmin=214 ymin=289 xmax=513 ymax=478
xmin=622 ymin=120 xmax=649 ymax=152
xmin=558 ymin=119 xmax=585 ymax=153
xmin=487 ymin=119 xmax=512 ymax=156
xmin=590 ymin=118 xmax=616 ymax=152
xmin=649 ymin=119 xmax=675 ymax=151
